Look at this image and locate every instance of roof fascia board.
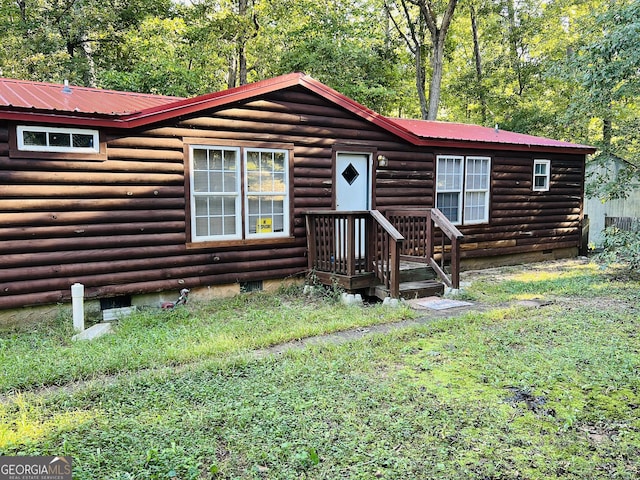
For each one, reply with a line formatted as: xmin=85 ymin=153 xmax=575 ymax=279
xmin=115 ymin=73 xmax=307 ymax=128
xmin=411 ymin=138 xmax=596 ymax=155
xmin=0 ymin=110 xmax=121 ymax=128
xmin=295 ymin=76 xmax=420 ymax=144
xmin=1 ymin=110 xmax=595 ymax=154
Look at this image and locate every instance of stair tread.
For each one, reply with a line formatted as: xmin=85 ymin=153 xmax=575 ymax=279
xmin=399 ymin=280 xmax=442 ymax=289
xmin=374 ymin=278 xmax=444 ymax=301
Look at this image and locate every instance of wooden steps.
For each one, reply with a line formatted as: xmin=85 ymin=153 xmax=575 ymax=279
xmin=371 ymin=260 xmax=444 ymax=300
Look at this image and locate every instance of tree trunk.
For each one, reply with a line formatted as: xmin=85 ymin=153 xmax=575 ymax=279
xmin=603 ymin=117 xmax=612 ymax=152
xmin=237 ymin=0 xmax=248 ymax=85
xmin=385 ymin=0 xmax=430 ymax=118
xmin=470 ymin=4 xmax=486 ymax=123
xmin=418 ymin=0 xmax=459 ymax=120
xmin=427 ymin=39 xmax=444 ymax=120
xmin=505 ymin=0 xmax=524 ymax=95
xmin=80 ymin=34 xmax=97 ymax=88
xmin=416 ymin=45 xmax=428 ymax=119
xmin=17 ymin=0 xmax=27 ymax=23
xmin=238 ymin=44 xmax=247 ymax=85
xmin=227 ymin=58 xmax=237 ymax=89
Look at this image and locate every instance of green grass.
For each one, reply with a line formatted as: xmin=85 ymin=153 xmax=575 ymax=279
xmin=0 ymin=287 xmax=415 ymax=394
xmin=1 ymin=261 xmax=639 ymax=479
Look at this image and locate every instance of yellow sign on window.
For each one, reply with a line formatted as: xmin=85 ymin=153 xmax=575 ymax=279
xmin=257 ymin=217 xmax=272 ymax=233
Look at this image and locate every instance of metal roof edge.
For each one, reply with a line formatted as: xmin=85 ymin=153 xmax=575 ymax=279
xmin=0 ymin=109 xmax=123 ymax=128
xmin=409 ymin=137 xmax=596 ymax=154
xmin=295 ymin=76 xmax=421 ymax=144
xmin=115 ymin=73 xmax=309 ymax=128
xmin=0 ymin=74 xmax=599 ymax=154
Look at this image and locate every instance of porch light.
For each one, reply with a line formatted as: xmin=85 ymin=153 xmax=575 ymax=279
xmin=377 ymin=155 xmax=389 ymax=168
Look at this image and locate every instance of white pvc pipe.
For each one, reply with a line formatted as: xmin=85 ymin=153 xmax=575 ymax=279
xmin=71 ymin=283 xmax=85 ymax=332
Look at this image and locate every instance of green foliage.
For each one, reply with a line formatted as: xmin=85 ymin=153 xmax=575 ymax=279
xmin=557 ymin=0 xmax=640 ymax=165
xmin=598 ymin=225 xmax=640 ymax=271
xmin=0 ymin=289 xmax=414 ymax=393
xmin=2 ymin=262 xmax=639 ymax=478
xmin=258 ymin=0 xmax=405 ymax=114
xmin=98 ymin=16 xmax=227 ymax=95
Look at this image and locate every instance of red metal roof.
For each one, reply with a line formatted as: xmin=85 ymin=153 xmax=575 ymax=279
xmin=0 ymin=74 xmax=595 ymax=154
xmin=388 ymin=118 xmax=595 ymax=152
xmin=0 ymin=77 xmax=180 ymax=116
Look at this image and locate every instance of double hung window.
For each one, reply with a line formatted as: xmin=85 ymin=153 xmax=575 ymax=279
xmin=435 ymin=155 xmax=491 ymax=225
xmin=533 ymin=159 xmax=551 ymax=191
xmin=189 ymin=145 xmax=290 ymax=243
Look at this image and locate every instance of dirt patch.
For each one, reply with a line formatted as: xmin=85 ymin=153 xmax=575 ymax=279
xmin=460 ymin=257 xmax=592 ymax=285
xmin=504 ymin=386 xmax=555 ymax=416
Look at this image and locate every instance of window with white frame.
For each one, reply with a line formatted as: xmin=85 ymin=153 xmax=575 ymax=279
xmin=191 ymin=146 xmax=241 ymax=241
xmin=533 ymin=159 xmax=551 ymax=191
xmin=17 ymin=125 xmax=99 ymax=153
xmin=464 ymin=156 xmax=491 ymax=224
xmin=189 ymin=145 xmax=290 ymax=242
xmin=436 ymin=155 xmax=491 ymax=225
xmin=245 ymin=149 xmax=288 ymax=238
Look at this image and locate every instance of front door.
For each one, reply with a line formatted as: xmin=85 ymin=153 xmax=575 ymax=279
xmin=335 ymin=153 xmax=371 ymax=258
xmin=335 ymin=153 xmax=371 ymax=211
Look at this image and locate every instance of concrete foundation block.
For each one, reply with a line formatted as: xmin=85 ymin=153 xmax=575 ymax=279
xmin=72 ymin=322 xmax=113 ymax=341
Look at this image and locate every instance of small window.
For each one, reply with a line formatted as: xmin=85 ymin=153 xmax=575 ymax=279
xmin=17 ymin=125 xmax=99 ymax=153
xmin=533 ymin=159 xmax=551 ymax=192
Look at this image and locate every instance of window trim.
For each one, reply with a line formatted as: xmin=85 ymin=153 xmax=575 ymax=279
xmin=463 ymin=156 xmax=491 ymax=225
xmin=435 ymin=154 xmax=491 ymax=226
xmin=435 ymin=155 xmax=463 ymax=225
xmin=189 ymin=145 xmax=242 ymax=243
xmin=244 ymin=147 xmax=290 ymax=240
xmin=185 ymin=139 xmax=294 ymax=246
xmin=16 ymin=125 xmax=100 ymax=154
xmin=533 ymin=159 xmax=551 ymax=192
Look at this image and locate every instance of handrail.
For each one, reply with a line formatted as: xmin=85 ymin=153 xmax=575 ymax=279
xmin=305 ymin=210 xmax=404 ymax=298
xmin=429 ymin=208 xmax=464 ymax=241
xmin=369 ymin=210 xmax=404 ymax=298
xmin=426 ymin=208 xmax=462 ymax=290
xmin=370 ymin=210 xmax=404 ymax=242
xmin=384 ymin=207 xmax=463 ymax=290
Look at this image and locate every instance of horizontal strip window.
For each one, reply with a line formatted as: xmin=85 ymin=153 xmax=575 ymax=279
xmin=17 ymin=125 xmax=100 ymax=154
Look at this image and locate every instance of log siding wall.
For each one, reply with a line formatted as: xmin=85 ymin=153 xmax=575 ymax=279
xmin=458 ymin=152 xmax=585 ymax=258
xmin=0 ymin=86 xmax=585 ymax=310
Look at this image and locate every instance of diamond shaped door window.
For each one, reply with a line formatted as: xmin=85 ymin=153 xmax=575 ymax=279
xmin=341 ymin=163 xmax=359 ymax=185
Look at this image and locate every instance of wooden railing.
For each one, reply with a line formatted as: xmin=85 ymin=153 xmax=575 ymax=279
xmin=370 ymin=210 xmax=404 ymax=298
xmin=305 ymin=210 xmax=404 ymax=298
xmin=385 ymin=208 xmax=463 ymax=289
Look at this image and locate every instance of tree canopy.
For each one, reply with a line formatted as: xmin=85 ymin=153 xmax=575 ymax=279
xmin=1 ymin=0 xmax=638 ymax=197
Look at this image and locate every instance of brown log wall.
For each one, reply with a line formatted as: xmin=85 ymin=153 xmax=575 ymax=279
xmin=0 ymin=88 xmax=429 ymax=309
xmin=457 ymin=153 xmax=585 ymax=259
xmin=0 ymin=86 xmax=585 ymax=311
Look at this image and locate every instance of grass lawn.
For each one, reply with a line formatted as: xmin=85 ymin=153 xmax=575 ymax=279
xmin=1 ymin=260 xmax=639 ymax=479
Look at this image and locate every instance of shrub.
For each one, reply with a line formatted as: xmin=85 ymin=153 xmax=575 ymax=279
xmin=598 ymin=225 xmax=640 ymax=270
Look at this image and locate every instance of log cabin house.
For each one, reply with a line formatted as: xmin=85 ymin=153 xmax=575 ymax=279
xmin=0 ymin=73 xmax=595 ymax=321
